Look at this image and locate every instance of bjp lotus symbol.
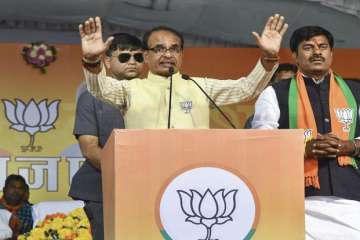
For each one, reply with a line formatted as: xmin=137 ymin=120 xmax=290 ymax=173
xmin=335 ymin=108 xmax=353 ymax=132
xmin=2 ymin=98 xmax=60 ymax=150
xmin=177 ymin=188 xmax=238 ymax=240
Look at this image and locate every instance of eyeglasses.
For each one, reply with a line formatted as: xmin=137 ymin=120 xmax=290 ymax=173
xmin=148 ymin=45 xmax=182 ymax=55
xmin=117 ymin=53 xmax=144 ymax=63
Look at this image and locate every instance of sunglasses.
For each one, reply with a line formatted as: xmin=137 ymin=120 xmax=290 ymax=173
xmin=117 ymin=53 xmax=144 ymax=63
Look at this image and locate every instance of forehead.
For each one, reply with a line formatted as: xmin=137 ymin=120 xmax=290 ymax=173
xmin=112 ymin=49 xmax=143 ymax=55
xmin=147 ymin=30 xmax=181 ymax=46
xmin=6 ymin=180 xmax=25 ymax=188
xmin=300 ymin=35 xmax=330 ymax=45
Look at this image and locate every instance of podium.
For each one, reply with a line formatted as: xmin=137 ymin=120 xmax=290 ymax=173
xmin=102 ymin=129 xmax=305 ymax=240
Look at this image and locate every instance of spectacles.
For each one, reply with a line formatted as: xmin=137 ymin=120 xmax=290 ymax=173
xmin=117 ymin=53 xmax=144 ymax=63
xmin=148 ymin=45 xmax=182 ymax=55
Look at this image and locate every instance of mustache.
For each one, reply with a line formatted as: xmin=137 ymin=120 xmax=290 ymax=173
xmin=310 ymin=55 xmax=325 ymax=62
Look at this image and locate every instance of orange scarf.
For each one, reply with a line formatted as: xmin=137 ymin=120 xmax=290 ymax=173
xmin=0 ymin=197 xmax=21 ymax=231
xmin=289 ymin=70 xmax=358 ymax=189
xmin=0 ymin=197 xmax=23 ymax=213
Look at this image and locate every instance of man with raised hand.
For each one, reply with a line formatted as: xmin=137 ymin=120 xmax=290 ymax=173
xmin=80 ymin=15 xmax=287 ymax=129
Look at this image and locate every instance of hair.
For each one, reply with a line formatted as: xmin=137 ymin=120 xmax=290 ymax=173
xmin=105 ymin=33 xmax=144 ymax=56
xmin=276 ymin=63 xmax=298 ymax=73
xmin=142 ymin=26 xmax=184 ymax=50
xmin=4 ymin=174 xmax=27 ymax=189
xmin=270 ymin=63 xmax=298 ymax=83
xmin=290 ymin=26 xmax=334 ymax=53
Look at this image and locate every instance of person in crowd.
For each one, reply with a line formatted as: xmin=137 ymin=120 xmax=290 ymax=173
xmin=0 ymin=175 xmax=33 ymax=239
xmin=271 ymin=62 xmax=297 ymax=83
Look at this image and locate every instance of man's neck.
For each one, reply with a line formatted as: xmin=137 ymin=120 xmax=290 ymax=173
xmin=110 ymin=74 xmax=126 ymax=81
xmin=149 ymin=70 xmax=180 ymax=78
xmin=302 ymin=70 xmax=329 ymax=84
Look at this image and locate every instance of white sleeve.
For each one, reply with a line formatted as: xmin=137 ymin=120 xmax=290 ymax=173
xmin=251 ymin=86 xmax=280 ymax=129
xmin=0 ymin=209 xmax=12 ymax=239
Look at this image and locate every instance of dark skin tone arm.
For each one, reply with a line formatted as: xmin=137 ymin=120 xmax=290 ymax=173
xmin=305 ymin=133 xmax=357 ymax=159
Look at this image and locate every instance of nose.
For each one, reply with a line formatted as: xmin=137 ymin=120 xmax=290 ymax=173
xmin=313 ymin=45 xmax=322 ymax=55
xmin=163 ymin=49 xmax=172 ymax=58
xmin=128 ymin=56 xmax=136 ymax=64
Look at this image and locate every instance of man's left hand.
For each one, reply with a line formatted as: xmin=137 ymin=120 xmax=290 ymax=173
xmin=252 ymin=14 xmax=288 ymax=60
xmin=319 ymin=133 xmax=356 ymax=157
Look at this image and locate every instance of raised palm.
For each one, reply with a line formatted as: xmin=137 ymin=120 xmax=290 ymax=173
xmin=252 ymin=14 xmax=288 ymax=57
xmin=79 ymin=17 xmax=113 ymax=59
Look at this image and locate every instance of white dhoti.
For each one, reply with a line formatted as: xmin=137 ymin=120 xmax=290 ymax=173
xmin=305 ymin=196 xmax=360 ymax=240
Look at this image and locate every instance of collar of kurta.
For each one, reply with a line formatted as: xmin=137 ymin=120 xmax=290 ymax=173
xmin=147 ymin=71 xmax=183 ymax=86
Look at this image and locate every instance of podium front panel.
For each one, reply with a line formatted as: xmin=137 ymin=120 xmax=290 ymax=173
xmin=102 ymin=129 xmax=304 ymax=240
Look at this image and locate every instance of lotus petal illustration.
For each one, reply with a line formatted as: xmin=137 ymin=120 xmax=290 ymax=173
xmin=2 ymin=98 xmax=60 ymax=147
xmin=335 ymin=108 xmax=353 ymax=132
xmin=178 ymin=188 xmax=238 ymax=240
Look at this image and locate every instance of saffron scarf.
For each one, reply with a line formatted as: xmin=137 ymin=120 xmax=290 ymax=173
xmin=0 ymin=197 xmax=23 ymax=213
xmin=289 ymin=70 xmax=358 ymax=189
xmin=0 ymin=197 xmax=21 ymax=231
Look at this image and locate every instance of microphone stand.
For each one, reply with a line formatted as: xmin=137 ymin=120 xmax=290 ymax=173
xmin=182 ymin=74 xmax=236 ymax=129
xmin=167 ymin=67 xmax=175 ymax=129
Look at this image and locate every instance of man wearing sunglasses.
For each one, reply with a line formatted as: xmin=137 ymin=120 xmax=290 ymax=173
xmin=81 ymin=15 xmax=287 ymax=129
xmin=69 ymin=33 xmax=144 ymax=240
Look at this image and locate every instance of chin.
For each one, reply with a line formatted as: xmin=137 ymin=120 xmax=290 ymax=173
xmin=125 ymin=76 xmax=138 ymax=80
xmin=156 ymin=71 xmax=171 ymax=77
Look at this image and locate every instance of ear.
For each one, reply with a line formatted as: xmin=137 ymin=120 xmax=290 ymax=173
xmin=143 ymin=51 xmax=150 ymax=64
xmin=104 ymin=56 xmax=111 ymax=69
xmin=23 ymin=191 xmax=29 ymax=201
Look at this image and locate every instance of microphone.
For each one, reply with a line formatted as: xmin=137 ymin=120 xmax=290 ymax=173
xmin=182 ymin=74 xmax=237 ymax=129
xmin=168 ymin=66 xmax=175 ymax=75
xmin=167 ymin=67 xmax=175 ymax=129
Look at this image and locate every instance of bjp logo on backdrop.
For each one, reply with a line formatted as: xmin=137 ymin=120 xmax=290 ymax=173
xmin=2 ymin=98 xmax=61 ymax=152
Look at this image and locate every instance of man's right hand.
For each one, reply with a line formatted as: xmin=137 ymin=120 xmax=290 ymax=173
xmin=305 ymin=133 xmax=341 ymax=159
xmin=9 ymin=213 xmax=20 ymax=239
xmin=79 ymin=16 xmax=114 ymax=61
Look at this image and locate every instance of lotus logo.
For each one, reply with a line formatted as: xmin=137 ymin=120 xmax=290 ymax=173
xmin=2 ymin=98 xmax=60 ymax=151
xmin=159 ymin=167 xmax=258 ymax=240
xmin=335 ymin=108 xmax=353 ymax=132
xmin=178 ymin=188 xmax=237 ymax=240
